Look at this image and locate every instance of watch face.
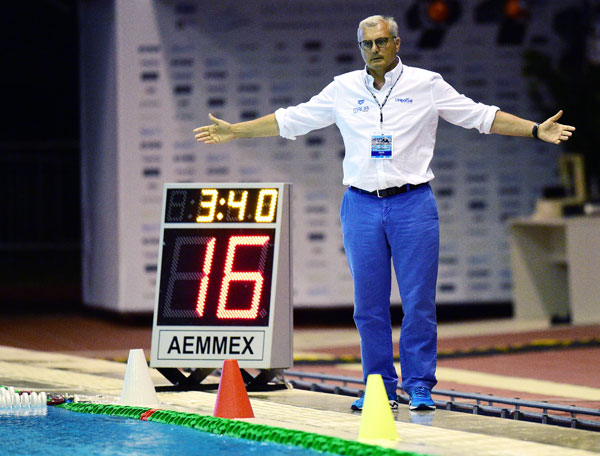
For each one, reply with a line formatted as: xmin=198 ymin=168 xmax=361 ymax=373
xmin=157 ymin=228 xmax=275 ymax=327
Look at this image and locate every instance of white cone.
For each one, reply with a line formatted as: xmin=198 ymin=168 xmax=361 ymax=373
xmin=120 ymin=349 xmax=160 ymax=407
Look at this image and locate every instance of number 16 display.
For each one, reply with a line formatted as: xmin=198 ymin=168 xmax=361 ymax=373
xmin=150 ymin=183 xmax=292 ymax=369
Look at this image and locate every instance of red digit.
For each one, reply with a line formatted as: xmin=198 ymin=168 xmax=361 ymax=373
xmin=217 ymin=235 xmax=270 ymax=319
xmin=162 ymin=236 xmax=216 ymax=319
xmin=195 ymin=237 xmax=216 ymax=317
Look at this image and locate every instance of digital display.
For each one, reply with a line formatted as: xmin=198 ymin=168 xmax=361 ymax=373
xmin=157 ymin=228 xmax=275 ymax=326
xmin=165 ymin=188 xmax=278 ymax=223
xmin=150 ymin=183 xmax=292 ymax=370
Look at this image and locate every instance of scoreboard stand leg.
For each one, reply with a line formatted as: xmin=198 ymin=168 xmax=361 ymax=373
xmin=155 ymin=367 xmax=289 ymax=392
xmin=155 ymin=367 xmax=216 ymax=391
xmin=241 ymin=368 xmax=288 ymax=392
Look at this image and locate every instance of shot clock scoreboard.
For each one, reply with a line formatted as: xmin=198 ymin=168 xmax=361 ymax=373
xmin=150 ymin=183 xmax=292 ymax=370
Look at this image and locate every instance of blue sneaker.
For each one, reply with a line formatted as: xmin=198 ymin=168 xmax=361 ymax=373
xmin=351 ymin=393 xmax=399 ymax=411
xmin=409 ymin=386 xmax=435 ymax=411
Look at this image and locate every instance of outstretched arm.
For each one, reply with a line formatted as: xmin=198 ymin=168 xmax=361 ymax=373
xmin=193 ymin=113 xmax=279 ymax=144
xmin=490 ymin=110 xmax=575 ymax=144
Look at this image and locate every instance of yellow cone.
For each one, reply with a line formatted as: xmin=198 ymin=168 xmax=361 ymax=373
xmin=358 ymin=374 xmax=399 ymax=444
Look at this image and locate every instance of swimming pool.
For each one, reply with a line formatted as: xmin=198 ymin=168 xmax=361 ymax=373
xmin=0 ymin=403 xmax=415 ymax=456
xmin=0 ymin=406 xmax=327 ymax=456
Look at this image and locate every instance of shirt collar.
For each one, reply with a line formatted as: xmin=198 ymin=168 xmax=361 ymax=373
xmin=364 ymin=56 xmax=403 ymax=89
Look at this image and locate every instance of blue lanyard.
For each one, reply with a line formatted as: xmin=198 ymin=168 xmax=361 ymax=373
xmin=364 ymin=66 xmax=403 ymax=130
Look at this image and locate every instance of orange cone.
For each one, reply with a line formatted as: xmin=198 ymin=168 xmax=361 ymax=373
xmin=213 ymin=359 xmax=254 ymax=419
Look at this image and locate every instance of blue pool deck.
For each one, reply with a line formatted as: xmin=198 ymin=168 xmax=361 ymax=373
xmin=1 ymin=342 xmax=599 ymax=456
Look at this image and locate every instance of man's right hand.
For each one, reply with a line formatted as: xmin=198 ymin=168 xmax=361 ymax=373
xmin=193 ymin=113 xmax=235 ymax=144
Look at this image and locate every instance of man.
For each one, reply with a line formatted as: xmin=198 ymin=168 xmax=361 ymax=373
xmin=194 ymin=15 xmax=575 ymax=411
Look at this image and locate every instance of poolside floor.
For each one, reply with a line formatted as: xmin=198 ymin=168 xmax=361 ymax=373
xmin=1 ymin=315 xmax=600 ymax=455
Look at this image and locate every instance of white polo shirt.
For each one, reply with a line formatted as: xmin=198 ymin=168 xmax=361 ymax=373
xmin=274 ymin=58 xmax=499 ymax=192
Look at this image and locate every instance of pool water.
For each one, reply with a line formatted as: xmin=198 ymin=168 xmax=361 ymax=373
xmin=0 ymin=406 xmax=330 ymax=456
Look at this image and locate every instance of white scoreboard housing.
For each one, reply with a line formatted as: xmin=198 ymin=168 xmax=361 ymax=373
xmin=150 ymin=183 xmax=292 ymax=370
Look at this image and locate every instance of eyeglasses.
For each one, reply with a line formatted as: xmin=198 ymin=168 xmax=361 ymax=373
xmin=358 ymin=36 xmax=396 ymax=51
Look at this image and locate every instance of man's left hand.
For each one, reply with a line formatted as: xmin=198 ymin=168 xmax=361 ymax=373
xmin=539 ymin=110 xmax=576 ymax=144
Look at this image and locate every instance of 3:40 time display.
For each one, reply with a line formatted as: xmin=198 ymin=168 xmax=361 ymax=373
xmin=166 ymin=188 xmax=279 ymax=224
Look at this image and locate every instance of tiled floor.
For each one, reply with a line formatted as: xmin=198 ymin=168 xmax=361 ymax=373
xmin=294 ymin=319 xmax=600 ymax=409
xmin=1 ymin=314 xmax=600 ymax=455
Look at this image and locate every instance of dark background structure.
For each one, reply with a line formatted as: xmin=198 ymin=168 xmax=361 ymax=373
xmin=1 ymin=2 xmax=80 ymax=312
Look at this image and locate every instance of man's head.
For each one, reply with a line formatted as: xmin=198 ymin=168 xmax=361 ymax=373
xmin=357 ymin=15 xmax=401 ymax=75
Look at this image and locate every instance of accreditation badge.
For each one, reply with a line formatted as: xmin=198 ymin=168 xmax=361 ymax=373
xmin=370 ymin=131 xmax=393 ymax=159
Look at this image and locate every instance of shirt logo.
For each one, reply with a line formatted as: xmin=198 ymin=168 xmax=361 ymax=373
xmin=395 ymin=97 xmax=413 ymax=103
xmin=353 ymin=99 xmax=369 ymax=113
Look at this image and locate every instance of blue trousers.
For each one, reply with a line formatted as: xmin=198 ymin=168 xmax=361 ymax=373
xmin=340 ymin=184 xmax=439 ymax=396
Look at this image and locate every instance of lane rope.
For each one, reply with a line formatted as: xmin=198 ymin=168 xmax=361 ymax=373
xmin=59 ymin=402 xmax=431 ymax=456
